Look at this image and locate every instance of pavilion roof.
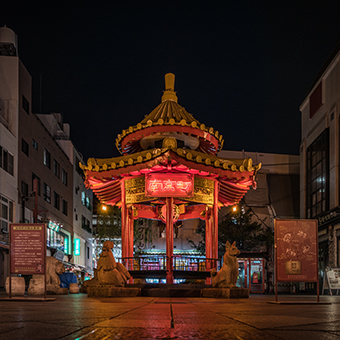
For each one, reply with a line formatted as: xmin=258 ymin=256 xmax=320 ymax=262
xmin=81 ymin=146 xmax=261 ymax=207
xmin=116 ymin=73 xmax=224 ymax=156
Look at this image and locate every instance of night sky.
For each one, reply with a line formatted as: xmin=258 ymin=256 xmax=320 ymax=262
xmin=2 ymin=2 xmax=340 ymax=160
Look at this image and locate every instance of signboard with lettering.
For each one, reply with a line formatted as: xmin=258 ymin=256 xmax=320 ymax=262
xmin=145 ymin=173 xmax=194 ymax=197
xmin=274 ymin=219 xmax=318 ymax=282
xmin=74 ymin=238 xmax=81 ymax=256
xmin=10 ymin=224 xmax=46 ymax=274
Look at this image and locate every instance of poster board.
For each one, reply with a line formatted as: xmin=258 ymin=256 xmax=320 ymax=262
xmin=275 ymin=219 xmax=318 ymax=282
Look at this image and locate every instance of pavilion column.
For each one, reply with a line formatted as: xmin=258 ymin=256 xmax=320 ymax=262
xmin=212 ymin=180 xmax=219 ymax=269
xmin=121 ymin=180 xmax=128 ymax=265
xmin=129 ymin=213 xmax=134 ymax=267
xmin=166 ymin=197 xmax=174 ymax=284
xmin=205 ymin=209 xmax=212 ymax=285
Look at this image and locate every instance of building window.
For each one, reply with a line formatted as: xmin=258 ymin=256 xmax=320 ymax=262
xmin=32 ymin=139 xmax=38 ymax=150
xmin=44 ymin=183 xmax=51 ymax=203
xmin=76 ymin=157 xmax=84 ymax=176
xmin=62 ymin=169 xmax=67 ymax=186
xmin=54 ymin=159 xmax=60 ymax=178
xmin=22 ymin=95 xmax=29 ymax=114
xmin=43 ymin=148 xmax=51 ymax=169
xmin=81 ymin=191 xmax=92 ymax=210
xmin=62 ymin=199 xmax=68 ymax=215
xmin=54 ymin=191 xmax=60 ymax=210
xmin=32 ymin=173 xmax=41 ymax=196
xmin=306 ymin=129 xmax=329 ymax=218
xmin=82 ymin=215 xmax=92 ymax=233
xmin=87 ymin=246 xmax=90 ymax=259
xmin=0 ymin=195 xmax=13 ymax=232
xmin=21 ymin=138 xmax=29 ymax=156
xmin=0 ymin=146 xmax=14 ymax=176
xmin=21 ymin=181 xmax=29 ymax=197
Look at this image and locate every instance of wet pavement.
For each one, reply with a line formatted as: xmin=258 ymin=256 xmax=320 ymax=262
xmin=0 ymin=293 xmax=340 ymax=339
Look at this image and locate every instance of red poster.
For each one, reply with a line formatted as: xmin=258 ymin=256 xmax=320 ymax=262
xmin=275 ymin=219 xmax=318 ymax=282
xmin=10 ymin=224 xmax=46 ymax=274
xmin=145 ymin=173 xmax=193 ymax=197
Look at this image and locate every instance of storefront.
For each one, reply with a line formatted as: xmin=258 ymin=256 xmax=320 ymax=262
xmin=46 ymin=220 xmax=71 ymax=259
xmin=237 ymin=257 xmax=266 ymax=293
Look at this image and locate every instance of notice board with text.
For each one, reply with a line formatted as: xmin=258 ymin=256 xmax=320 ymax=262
xmin=10 ymin=223 xmax=46 ymax=274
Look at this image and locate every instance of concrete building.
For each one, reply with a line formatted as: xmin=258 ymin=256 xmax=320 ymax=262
xmin=300 ymin=41 xmax=340 ymax=283
xmin=38 ymin=113 xmax=94 ymax=275
xmin=0 ymin=26 xmax=93 ymax=288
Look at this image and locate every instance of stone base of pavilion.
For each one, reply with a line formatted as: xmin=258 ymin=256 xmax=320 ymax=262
xmin=87 ymin=286 xmax=141 ymax=298
xmin=201 ymin=287 xmax=249 ymax=299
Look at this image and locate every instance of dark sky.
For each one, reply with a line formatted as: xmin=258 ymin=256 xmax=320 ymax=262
xmin=2 ymin=2 xmax=340 ymax=160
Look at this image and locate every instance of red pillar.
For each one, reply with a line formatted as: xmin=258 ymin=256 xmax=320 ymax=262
xmin=205 ymin=210 xmax=212 ymax=285
xmin=121 ymin=180 xmax=127 ymax=264
xmin=166 ymin=197 xmax=174 ymax=284
xmin=213 ymin=180 xmax=219 ymax=268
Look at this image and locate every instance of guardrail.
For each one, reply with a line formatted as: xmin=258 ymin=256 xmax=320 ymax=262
xmin=118 ymin=256 xmax=220 ymax=272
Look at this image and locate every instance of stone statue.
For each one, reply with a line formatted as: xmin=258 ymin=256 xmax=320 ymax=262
xmin=211 ymin=241 xmax=240 ymax=288
xmin=85 ymin=241 xmax=131 ymax=288
xmin=28 ymin=256 xmax=67 ymax=295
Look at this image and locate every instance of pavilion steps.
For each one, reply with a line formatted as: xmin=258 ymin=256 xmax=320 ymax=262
xmin=128 ymin=283 xmax=211 ymax=297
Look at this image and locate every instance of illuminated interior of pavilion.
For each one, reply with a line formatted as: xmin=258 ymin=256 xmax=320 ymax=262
xmin=81 ymin=73 xmax=261 ymax=283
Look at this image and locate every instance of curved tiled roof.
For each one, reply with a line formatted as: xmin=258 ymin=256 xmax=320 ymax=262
xmin=116 ymin=74 xmax=224 ymax=156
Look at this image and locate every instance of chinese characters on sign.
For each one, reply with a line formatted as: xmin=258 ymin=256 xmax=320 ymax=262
xmin=145 ymin=173 xmax=194 ymax=197
xmin=10 ymin=224 xmax=46 ymax=274
xmin=274 ymin=219 xmax=318 ymax=282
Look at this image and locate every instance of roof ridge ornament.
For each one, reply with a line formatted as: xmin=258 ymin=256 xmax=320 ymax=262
xmin=162 ymin=73 xmax=178 ymax=103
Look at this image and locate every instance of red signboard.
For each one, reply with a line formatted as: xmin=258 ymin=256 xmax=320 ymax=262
xmin=145 ymin=173 xmax=193 ymax=197
xmin=10 ymin=224 xmax=46 ymax=274
xmin=275 ymin=219 xmax=318 ymax=282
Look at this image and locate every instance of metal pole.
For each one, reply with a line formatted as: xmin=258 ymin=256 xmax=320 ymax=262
xmin=33 ymin=179 xmax=38 ymax=223
xmin=9 ymin=224 xmax=11 ymax=299
xmin=44 ymin=223 xmax=47 ymax=300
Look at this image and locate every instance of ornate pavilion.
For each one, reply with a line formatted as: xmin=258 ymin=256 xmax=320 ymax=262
xmin=81 ymin=73 xmax=261 ymax=283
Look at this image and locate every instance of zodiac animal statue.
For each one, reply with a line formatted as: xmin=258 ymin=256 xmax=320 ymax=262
xmin=211 ymin=241 xmax=240 ymax=288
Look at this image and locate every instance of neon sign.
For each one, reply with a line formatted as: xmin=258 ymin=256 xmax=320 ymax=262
xmin=74 ymin=239 xmax=81 ymax=256
xmin=145 ymin=173 xmax=193 ymax=197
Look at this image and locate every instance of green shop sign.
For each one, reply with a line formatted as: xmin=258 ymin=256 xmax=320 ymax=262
xmin=74 ymin=238 xmax=81 ymax=256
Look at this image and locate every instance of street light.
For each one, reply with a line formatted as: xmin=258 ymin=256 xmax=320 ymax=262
xmin=102 ymin=205 xmax=107 ymax=211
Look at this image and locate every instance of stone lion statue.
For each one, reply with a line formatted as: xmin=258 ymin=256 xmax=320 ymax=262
xmin=46 ymin=256 xmax=65 ymax=293
xmin=85 ymin=241 xmax=131 ymax=289
xmin=211 ymin=241 xmax=240 ymax=288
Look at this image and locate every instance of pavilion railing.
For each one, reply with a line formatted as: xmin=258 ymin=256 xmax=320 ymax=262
xmin=118 ymin=256 xmax=220 ymax=272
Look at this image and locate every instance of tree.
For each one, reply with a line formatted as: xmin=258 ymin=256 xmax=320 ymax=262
xmin=94 ymin=205 xmax=157 ymax=260
xmin=187 ymin=204 xmax=274 ymax=258
xmin=218 ymin=205 xmax=273 ymax=258
xmin=94 ymin=205 xmax=122 ymax=260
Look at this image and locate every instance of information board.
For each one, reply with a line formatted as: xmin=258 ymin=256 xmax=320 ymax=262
xmin=275 ymin=219 xmax=318 ymax=282
xmin=10 ymin=224 xmax=46 ymax=274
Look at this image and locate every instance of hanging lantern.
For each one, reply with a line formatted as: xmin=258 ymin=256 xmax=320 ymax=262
xmin=159 ymin=204 xmax=180 ymax=223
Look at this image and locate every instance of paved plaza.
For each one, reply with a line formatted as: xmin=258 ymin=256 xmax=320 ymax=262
xmin=0 ymin=293 xmax=340 ymax=339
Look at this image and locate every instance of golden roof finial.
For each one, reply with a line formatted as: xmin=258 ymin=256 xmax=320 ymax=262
xmin=162 ymin=73 xmax=178 ymax=103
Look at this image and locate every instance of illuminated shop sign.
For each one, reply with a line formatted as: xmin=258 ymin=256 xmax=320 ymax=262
xmin=74 ymin=238 xmax=81 ymax=256
xmin=48 ymin=221 xmax=60 ymax=232
xmin=145 ymin=173 xmax=193 ymax=197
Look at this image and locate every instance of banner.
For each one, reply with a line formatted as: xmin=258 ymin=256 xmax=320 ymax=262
xmin=275 ymin=219 xmax=318 ymax=282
